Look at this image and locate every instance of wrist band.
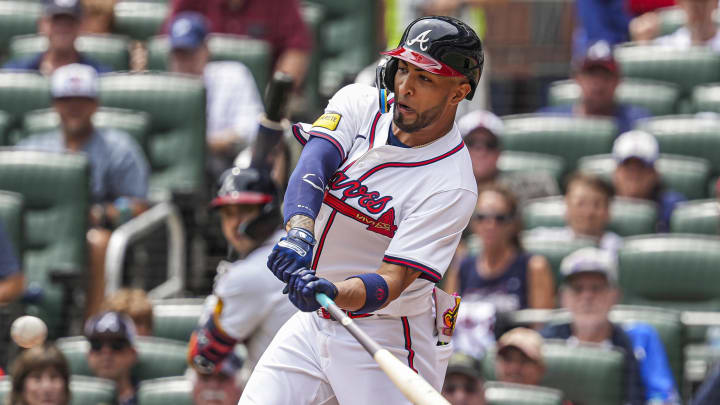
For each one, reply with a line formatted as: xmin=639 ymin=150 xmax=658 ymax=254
xmin=288 ymin=227 xmax=316 ymax=246
xmin=348 ymin=273 xmax=389 ymax=314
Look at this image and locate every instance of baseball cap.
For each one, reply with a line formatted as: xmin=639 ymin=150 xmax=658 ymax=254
xmin=51 ymin=63 xmax=98 ymax=99
xmin=457 ymin=110 xmax=504 ymax=139
xmin=44 ymin=0 xmax=82 ymax=18
xmin=560 ymin=247 xmax=618 ymax=285
xmin=446 ymin=352 xmax=483 ymax=380
xmin=84 ymin=311 xmax=137 ymax=345
xmin=576 ymin=40 xmax=619 ymax=75
xmin=497 ymin=327 xmax=544 ymax=365
xmin=169 ymin=12 xmax=209 ymax=50
xmin=612 ymin=130 xmax=659 ymax=166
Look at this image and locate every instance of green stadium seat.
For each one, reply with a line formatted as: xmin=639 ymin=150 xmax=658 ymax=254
xmin=619 ymin=234 xmax=720 ymax=311
xmin=137 ymin=376 xmax=193 ymax=405
xmin=671 ymin=199 xmax=719 ymax=235
xmin=0 ymin=149 xmax=89 ymax=336
xmin=57 ymin=336 xmax=188 ymax=381
xmin=522 ymin=196 xmax=657 ymax=236
xmin=0 ymin=71 xmax=51 ymax=143
xmin=498 ymin=151 xmax=565 ymax=187
xmin=146 ymin=34 xmax=270 ymax=93
xmin=0 ymin=375 xmax=116 ymax=405
xmin=637 ymin=115 xmax=720 ymax=176
xmin=483 ymin=341 xmax=625 ymax=405
xmin=692 ymin=83 xmax=720 ymax=113
xmin=614 ymin=44 xmax=720 ymax=96
xmin=578 ymin=153 xmax=711 ymax=200
xmin=0 ymin=190 xmax=23 ymax=258
xmin=113 ymin=1 xmax=168 ymax=41
xmin=547 ymin=78 xmax=680 ymax=116
xmin=99 ymin=73 xmax=206 ymax=195
xmin=21 ymin=107 xmax=150 ymax=148
xmin=657 ymin=6 xmax=720 ymax=36
xmin=0 ymin=110 xmax=10 ymax=145
xmin=501 ymin=114 xmax=616 ymax=174
xmin=0 ymin=1 xmax=42 ymax=61
xmin=684 ymin=344 xmax=720 ymax=385
xmin=9 ymin=34 xmax=131 ymax=71
xmin=152 ymin=298 xmax=204 ymax=342
xmin=484 ymin=382 xmax=563 ymax=405
xmin=521 ymin=233 xmax=596 ymax=285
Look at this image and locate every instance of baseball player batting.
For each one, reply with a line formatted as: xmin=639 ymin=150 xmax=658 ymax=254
xmin=240 ymin=15 xmax=484 ymax=405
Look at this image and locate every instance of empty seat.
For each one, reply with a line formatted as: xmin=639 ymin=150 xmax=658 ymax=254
xmin=113 ymin=1 xmax=168 ymax=41
xmin=0 ymin=375 xmax=116 ymax=405
xmin=0 ymin=110 xmax=10 ymax=145
xmin=548 ymin=78 xmax=680 ymax=116
xmin=693 ymin=83 xmax=720 ymax=113
xmin=521 ymin=233 xmax=596 ymax=284
xmin=578 ymin=153 xmax=711 ymax=200
xmin=57 ymin=336 xmax=188 ymax=381
xmin=137 ymin=376 xmax=193 ymax=405
xmin=484 ymin=381 xmax=563 ymax=405
xmin=670 ymin=199 xmax=719 ymax=235
xmin=619 ymin=234 xmax=720 ymax=311
xmin=0 ymin=1 xmax=42 ymax=60
xmin=152 ymin=298 xmax=204 ymax=342
xmin=501 ymin=114 xmax=615 ymax=174
xmin=9 ymin=34 xmax=131 ymax=71
xmin=522 ymin=196 xmax=657 ymax=236
xmin=0 ymin=71 xmax=51 ymax=142
xmin=498 ymin=151 xmax=565 ymax=187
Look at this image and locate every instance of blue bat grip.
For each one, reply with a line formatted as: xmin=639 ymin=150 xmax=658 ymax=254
xmin=315 ymin=292 xmax=333 ymax=309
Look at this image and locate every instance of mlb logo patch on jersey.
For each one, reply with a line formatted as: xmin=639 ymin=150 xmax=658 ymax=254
xmin=312 ymin=113 xmax=341 ymax=131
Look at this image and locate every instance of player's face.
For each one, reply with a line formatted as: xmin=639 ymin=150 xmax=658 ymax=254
xmin=472 ymin=190 xmax=517 ymax=249
xmin=219 ymin=204 xmax=262 ymax=254
xmin=169 ymin=45 xmax=209 ymax=76
xmin=562 ymin=273 xmax=617 ymax=328
xmin=86 ymin=338 xmax=137 ymax=380
xmin=192 ymin=373 xmax=243 ymax=405
xmin=576 ymin=67 xmax=619 ymax=112
xmin=393 ymin=60 xmax=465 ymax=133
xmin=465 ymin=129 xmax=500 ymax=182
xmin=22 ymin=367 xmax=67 ymax=405
xmin=565 ymin=183 xmax=610 ymax=238
xmin=613 ymin=158 xmax=658 ymax=199
xmin=441 ymin=373 xmax=485 ymax=405
xmin=53 ymin=97 xmax=97 ymax=138
xmin=46 ymin=14 xmax=80 ymax=53
xmin=496 ymin=347 xmax=544 ymax=386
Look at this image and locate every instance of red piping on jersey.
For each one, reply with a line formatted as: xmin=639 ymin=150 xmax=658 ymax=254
xmin=383 ymin=255 xmax=442 ymax=283
xmin=324 ymin=193 xmax=397 ymax=238
xmin=308 ymin=130 xmax=345 ymax=161
xmin=401 ymin=317 xmax=418 ymax=373
xmin=312 ymin=207 xmax=336 ymax=270
xmin=291 ymin=124 xmax=307 ymax=146
xmin=358 ymin=141 xmax=465 ymax=182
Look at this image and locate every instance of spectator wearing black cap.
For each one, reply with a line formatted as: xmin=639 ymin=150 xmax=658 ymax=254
xmin=442 ymin=353 xmax=486 ymax=405
xmin=3 ymin=0 xmax=110 ymax=74
xmin=187 ymin=354 xmax=244 ymax=405
xmin=85 ymin=311 xmax=139 ymax=405
xmin=539 ymin=41 xmax=650 ymax=137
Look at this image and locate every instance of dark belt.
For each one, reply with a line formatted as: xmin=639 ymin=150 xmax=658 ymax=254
xmin=316 ymin=308 xmax=374 ymax=320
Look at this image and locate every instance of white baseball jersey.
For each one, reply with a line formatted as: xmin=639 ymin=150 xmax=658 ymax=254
xmin=200 ymin=229 xmax=296 ymax=373
xmin=240 ymin=83 xmax=476 ymax=405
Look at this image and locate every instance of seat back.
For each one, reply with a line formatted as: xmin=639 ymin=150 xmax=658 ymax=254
xmin=0 ymin=375 xmax=116 ymax=405
xmin=152 ymin=298 xmax=204 ymax=342
xmin=137 ymin=376 xmax=193 ymax=405
xmin=0 ymin=149 xmax=88 ymax=335
xmin=521 ymin=233 xmax=596 ymax=284
xmin=9 ymin=34 xmax=130 ymax=71
xmin=0 ymin=1 xmax=42 ymax=60
xmin=99 ymin=73 xmax=206 ymax=194
xmin=0 ymin=190 xmax=23 ymax=258
xmin=501 ymin=114 xmax=615 ymax=174
xmin=146 ymin=34 xmax=271 ymax=93
xmin=578 ymin=154 xmax=711 ymax=199
xmin=0 ymin=110 xmax=11 ymax=145
xmin=670 ymin=199 xmax=719 ymax=235
xmin=0 ymin=71 xmax=51 ymax=143
xmin=619 ymin=235 xmax=720 ymax=311
xmin=57 ymin=336 xmax=188 ymax=381
xmin=522 ymin=196 xmax=657 ymax=236
xmin=113 ymin=1 xmax=168 ymax=41
xmin=693 ymin=83 xmax=720 ymax=113
xmin=548 ymin=78 xmax=680 ymax=116
xmin=484 ymin=382 xmax=564 ymax=405
xmin=498 ymin=151 xmax=565 ymax=187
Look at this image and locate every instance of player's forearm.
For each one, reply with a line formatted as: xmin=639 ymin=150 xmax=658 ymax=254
xmin=0 ymin=273 xmax=24 ymax=304
xmin=285 ymin=214 xmax=315 ymax=233
xmin=334 ymin=263 xmax=420 ymax=312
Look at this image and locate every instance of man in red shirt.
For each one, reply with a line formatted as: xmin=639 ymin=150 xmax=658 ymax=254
xmin=164 ymin=0 xmax=312 ymax=87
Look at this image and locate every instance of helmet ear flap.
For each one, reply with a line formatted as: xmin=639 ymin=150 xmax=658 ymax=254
xmin=376 ymin=57 xmax=398 ymax=114
xmin=383 ymin=57 xmax=398 ymax=92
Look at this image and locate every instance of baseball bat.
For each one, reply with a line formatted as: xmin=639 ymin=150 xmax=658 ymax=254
xmin=249 ymin=71 xmax=294 ymax=171
xmin=315 ymin=293 xmax=450 ymax=405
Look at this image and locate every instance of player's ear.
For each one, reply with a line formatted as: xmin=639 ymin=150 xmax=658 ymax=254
xmin=449 ymin=80 xmax=471 ymax=106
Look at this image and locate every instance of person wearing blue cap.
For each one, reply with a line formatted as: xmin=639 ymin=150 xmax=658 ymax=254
xmin=167 ymin=11 xmax=265 ymax=180
xmin=3 ymin=0 xmax=110 ymax=74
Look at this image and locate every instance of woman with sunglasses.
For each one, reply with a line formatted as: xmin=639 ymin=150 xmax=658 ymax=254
xmin=7 ymin=344 xmax=71 ymax=405
xmin=447 ymin=185 xmax=555 ymax=358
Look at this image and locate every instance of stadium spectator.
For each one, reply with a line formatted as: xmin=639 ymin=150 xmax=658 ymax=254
xmin=7 ymin=344 xmax=70 ymax=405
xmin=442 ymin=352 xmax=485 ymax=405
xmin=539 ymin=41 xmax=650 ymax=137
xmin=693 ymin=362 xmax=720 ymax=405
xmin=167 ymin=12 xmax=265 ymax=180
xmin=3 ymin=0 xmax=110 ymax=74
xmin=541 ymin=247 xmax=644 ymax=405
xmin=101 ymin=288 xmax=153 ymax=336
xmin=0 ymin=221 xmax=23 ymax=304
xmin=447 ymin=185 xmax=554 ymax=358
xmin=80 ymin=0 xmax=116 ymax=34
xmin=163 ymin=0 xmax=312 ymax=87
xmin=611 ymin=130 xmax=685 ymax=232
xmin=525 ymin=172 xmax=623 ymax=255
xmin=456 ymin=110 xmax=559 ymax=204
xmin=15 ymin=64 xmax=150 ymax=317
xmin=642 ymin=0 xmax=720 ymax=49
xmin=495 ymin=327 xmax=545 ymax=386
xmin=85 ymin=311 xmax=139 ymax=405
xmin=187 ymin=354 xmax=244 ymax=405
xmin=571 ymin=0 xmax=631 ymax=60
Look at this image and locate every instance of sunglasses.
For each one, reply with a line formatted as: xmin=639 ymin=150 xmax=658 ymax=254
xmin=89 ymin=338 xmax=130 ymax=352
xmin=475 ymin=212 xmax=513 ymax=223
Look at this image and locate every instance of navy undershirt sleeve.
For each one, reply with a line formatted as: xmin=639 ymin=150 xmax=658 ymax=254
xmin=283 ymin=136 xmax=343 ymax=224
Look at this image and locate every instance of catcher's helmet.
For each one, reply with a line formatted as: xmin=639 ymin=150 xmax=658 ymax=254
xmin=376 ymin=15 xmax=484 ymax=110
xmin=211 ymin=167 xmax=282 ymax=241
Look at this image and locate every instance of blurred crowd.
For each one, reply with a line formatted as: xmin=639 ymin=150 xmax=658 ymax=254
xmin=1 ymin=0 xmax=720 ymax=405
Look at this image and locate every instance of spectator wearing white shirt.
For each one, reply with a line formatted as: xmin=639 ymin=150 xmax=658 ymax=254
xmin=654 ymin=0 xmax=720 ymax=51
xmin=167 ymin=12 xmax=265 ymax=178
